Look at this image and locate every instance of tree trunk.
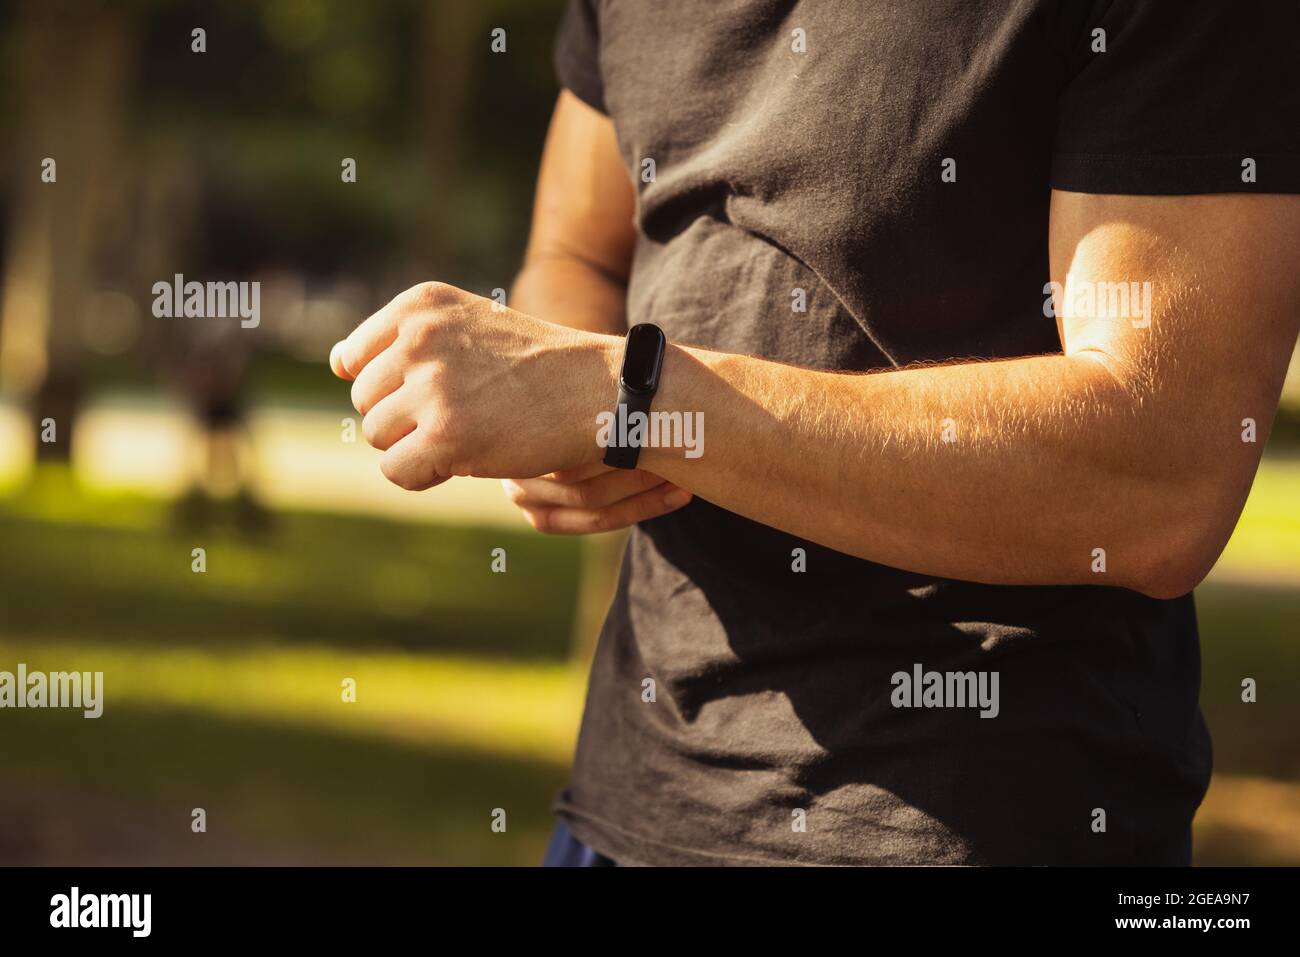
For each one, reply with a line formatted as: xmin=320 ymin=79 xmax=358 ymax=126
xmin=412 ymin=2 xmax=476 ymax=270
xmin=0 ymin=2 xmax=132 ymax=461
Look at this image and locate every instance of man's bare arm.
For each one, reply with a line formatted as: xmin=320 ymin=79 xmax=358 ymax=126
xmin=510 ymin=90 xmax=634 ymax=334
xmin=335 ymin=168 xmax=1298 ymax=596
xmin=636 ymin=192 xmax=1300 ymax=598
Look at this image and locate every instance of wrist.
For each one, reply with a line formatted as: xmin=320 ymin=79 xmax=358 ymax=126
xmin=581 ymin=329 xmax=706 ymax=478
xmin=635 ymin=342 xmax=700 ymax=478
xmin=574 ymin=332 xmax=625 ymax=468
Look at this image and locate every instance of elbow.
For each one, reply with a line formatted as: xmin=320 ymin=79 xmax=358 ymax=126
xmin=1124 ymin=488 xmax=1240 ymax=601
xmin=1129 ymin=547 xmax=1215 ymax=601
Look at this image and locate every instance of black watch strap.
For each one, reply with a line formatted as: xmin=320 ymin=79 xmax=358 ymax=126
xmin=602 ymin=323 xmax=666 ymax=470
xmin=603 ymin=387 xmax=653 ymax=470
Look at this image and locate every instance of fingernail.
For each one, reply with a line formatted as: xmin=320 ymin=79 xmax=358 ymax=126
xmin=663 ymin=488 xmax=692 ymax=508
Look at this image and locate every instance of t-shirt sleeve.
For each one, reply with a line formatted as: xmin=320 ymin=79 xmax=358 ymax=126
xmin=554 ymin=0 xmax=606 ymax=115
xmin=1051 ymin=1 xmax=1300 ymax=195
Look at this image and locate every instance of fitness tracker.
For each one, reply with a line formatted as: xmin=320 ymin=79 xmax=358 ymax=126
xmin=603 ymin=323 xmax=667 ymax=469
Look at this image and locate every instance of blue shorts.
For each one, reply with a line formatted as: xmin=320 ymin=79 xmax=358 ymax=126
xmin=542 ymin=819 xmax=617 ymax=866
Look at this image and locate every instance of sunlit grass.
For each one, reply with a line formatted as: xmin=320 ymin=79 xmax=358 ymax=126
xmin=1213 ymin=455 xmax=1300 ymax=579
xmin=0 ymin=640 xmax=586 ymax=765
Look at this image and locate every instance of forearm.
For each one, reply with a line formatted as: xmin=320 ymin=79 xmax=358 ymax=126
xmin=511 ymin=254 xmax=628 ymax=336
xmin=632 ymin=344 xmax=1245 ymax=596
xmin=342 ymin=192 xmax=1293 ymax=588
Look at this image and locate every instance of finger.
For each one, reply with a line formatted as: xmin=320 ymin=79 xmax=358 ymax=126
xmin=362 ymin=386 xmax=419 ymax=452
xmin=505 ymin=468 xmax=668 ymax=510
xmin=329 ymin=340 xmax=353 ymax=381
xmin=339 ymin=284 xmax=432 ymax=378
xmin=524 ymin=484 xmax=693 ymax=535
xmin=379 ymin=427 xmax=448 ymax=492
xmin=504 ymin=473 xmax=668 ymax=509
xmin=350 ymin=347 xmax=405 ymax=416
xmin=542 ymin=462 xmax=615 ymax=484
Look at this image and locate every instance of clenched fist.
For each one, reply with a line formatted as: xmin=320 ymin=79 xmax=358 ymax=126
xmin=330 ymin=281 xmax=622 ymax=490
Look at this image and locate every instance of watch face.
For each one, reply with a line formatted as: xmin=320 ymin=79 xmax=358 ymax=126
xmin=620 ymin=323 xmax=666 ymax=394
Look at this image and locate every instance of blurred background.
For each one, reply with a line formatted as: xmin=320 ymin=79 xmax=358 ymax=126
xmin=0 ymin=0 xmax=1297 ymax=866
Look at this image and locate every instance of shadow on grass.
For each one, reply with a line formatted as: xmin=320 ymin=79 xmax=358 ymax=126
xmin=1191 ymin=579 xmax=1300 ymax=864
xmin=1195 ymin=580 xmax=1300 ymax=779
xmin=0 ymin=498 xmax=581 ymax=660
xmin=0 ymin=705 xmax=566 ymax=866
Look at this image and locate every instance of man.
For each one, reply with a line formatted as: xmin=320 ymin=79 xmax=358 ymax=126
xmin=331 ymin=1 xmax=1300 ymax=865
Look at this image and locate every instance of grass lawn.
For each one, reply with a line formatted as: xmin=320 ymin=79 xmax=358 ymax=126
xmin=1 ymin=455 xmax=1298 ymax=864
xmin=0 ymin=470 xmax=584 ymax=864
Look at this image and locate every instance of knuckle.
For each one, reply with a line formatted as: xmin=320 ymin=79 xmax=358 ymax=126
xmin=421 ymin=413 xmax=456 ymax=451
xmin=411 ymin=280 xmax=453 ymax=310
xmin=379 ymin=454 xmax=435 ymax=492
xmin=400 ymin=316 xmax=437 ymax=354
xmin=416 ymin=426 xmax=459 ymax=479
xmin=636 ymin=470 xmax=664 ymax=492
xmin=379 ymin=457 xmax=405 ymax=488
xmin=362 ymin=412 xmax=394 ymax=450
xmin=400 ymin=469 xmax=433 ymax=492
xmin=568 ymin=481 xmax=600 ymax=508
xmin=417 ymin=360 xmax=443 ymax=393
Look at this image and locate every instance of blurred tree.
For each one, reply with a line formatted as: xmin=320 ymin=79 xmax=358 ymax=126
xmin=0 ymin=0 xmax=569 ymax=424
xmin=414 ymin=0 xmax=477 ymax=268
xmin=0 ymin=0 xmax=133 ymax=459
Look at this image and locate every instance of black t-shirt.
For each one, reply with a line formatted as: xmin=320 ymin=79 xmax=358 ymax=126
xmin=551 ymin=0 xmax=1300 ymax=865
